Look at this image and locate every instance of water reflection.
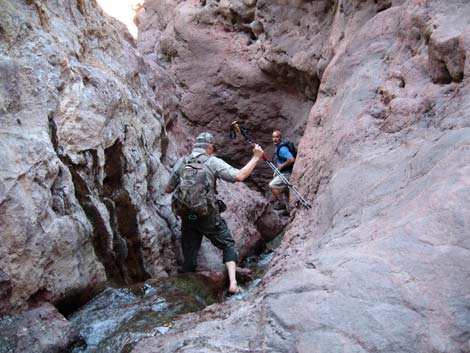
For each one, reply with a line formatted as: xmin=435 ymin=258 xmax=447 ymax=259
xmin=69 ymin=245 xmax=279 ymax=352
xmin=69 ymin=275 xmax=223 ymax=353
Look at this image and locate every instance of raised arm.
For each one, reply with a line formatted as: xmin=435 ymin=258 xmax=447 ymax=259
xmin=235 ymin=144 xmax=264 ymax=182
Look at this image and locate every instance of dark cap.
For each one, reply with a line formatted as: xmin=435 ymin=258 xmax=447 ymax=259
xmin=195 ymin=132 xmax=215 ymax=148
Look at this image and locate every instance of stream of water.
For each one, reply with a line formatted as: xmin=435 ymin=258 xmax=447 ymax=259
xmin=68 ymin=249 xmax=276 ymax=353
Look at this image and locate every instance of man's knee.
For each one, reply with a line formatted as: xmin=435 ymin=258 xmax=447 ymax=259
xmin=269 ymin=178 xmax=276 ymax=189
xmin=270 ymin=174 xmax=289 ymax=190
xmin=218 ymin=230 xmax=238 ymax=263
xmin=269 ymin=180 xmax=283 ymax=191
xmin=223 ymin=246 xmax=238 ymax=264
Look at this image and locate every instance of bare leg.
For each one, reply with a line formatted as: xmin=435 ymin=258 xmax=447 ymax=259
xmin=270 ymin=187 xmax=288 ymax=210
xmin=271 ymin=187 xmax=282 ymax=200
xmin=282 ymin=189 xmax=290 ymax=213
xmin=283 ymin=189 xmax=290 ymax=204
xmin=225 ymin=261 xmax=239 ymax=294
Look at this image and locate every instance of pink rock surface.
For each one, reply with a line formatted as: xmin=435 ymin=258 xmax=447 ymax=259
xmin=1 ymin=0 xmax=469 ymax=352
xmin=133 ymin=1 xmax=470 ymax=352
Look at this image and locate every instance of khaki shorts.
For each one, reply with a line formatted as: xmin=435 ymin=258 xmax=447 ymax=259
xmin=269 ymin=173 xmax=290 ymax=190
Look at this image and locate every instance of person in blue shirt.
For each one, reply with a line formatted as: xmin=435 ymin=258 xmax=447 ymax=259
xmin=269 ymin=130 xmax=295 ymax=210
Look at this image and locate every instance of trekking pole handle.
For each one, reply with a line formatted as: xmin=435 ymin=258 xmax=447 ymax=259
xmin=232 ymin=120 xmax=270 ymax=160
xmin=232 ymin=120 xmax=242 ymax=137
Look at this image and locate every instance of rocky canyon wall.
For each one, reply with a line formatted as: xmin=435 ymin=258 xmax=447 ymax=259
xmin=136 ymin=0 xmax=318 ymax=189
xmin=0 ymin=0 xmax=271 ymax=320
xmin=0 ymin=0 xmax=469 ymax=352
xmin=0 ymin=0 xmax=181 ymax=314
xmin=134 ymin=0 xmax=470 ymax=352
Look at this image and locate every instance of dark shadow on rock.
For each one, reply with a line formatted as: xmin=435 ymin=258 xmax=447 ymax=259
xmin=255 ymin=204 xmax=290 ymax=242
xmin=0 ymin=270 xmax=12 ymax=315
xmin=0 ymin=303 xmax=80 ymax=353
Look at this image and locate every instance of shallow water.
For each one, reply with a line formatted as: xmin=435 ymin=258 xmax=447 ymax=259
xmin=68 ymin=274 xmax=223 ymax=353
xmin=68 ymin=243 xmax=280 ymax=352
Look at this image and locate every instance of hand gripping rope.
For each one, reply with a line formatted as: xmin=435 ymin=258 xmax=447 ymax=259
xmin=230 ymin=121 xmax=311 ymax=209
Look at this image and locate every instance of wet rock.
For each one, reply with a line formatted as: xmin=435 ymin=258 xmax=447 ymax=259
xmin=0 ymin=303 xmax=79 ymax=353
xmin=68 ymin=275 xmax=226 ymax=353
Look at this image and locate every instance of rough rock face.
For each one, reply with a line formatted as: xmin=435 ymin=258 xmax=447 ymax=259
xmin=2 ymin=0 xmax=469 ymax=352
xmin=0 ymin=0 xmax=273 ymax=321
xmin=133 ymin=0 xmax=470 ymax=352
xmin=136 ymin=0 xmax=316 ymax=189
xmin=0 ymin=0 xmax=181 ymax=314
xmin=0 ymin=303 xmax=80 ymax=353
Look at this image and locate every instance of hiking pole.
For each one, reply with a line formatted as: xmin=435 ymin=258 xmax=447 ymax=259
xmin=230 ymin=121 xmax=312 ymax=209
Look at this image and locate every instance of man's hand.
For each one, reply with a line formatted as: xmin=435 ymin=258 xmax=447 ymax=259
xmin=253 ymin=144 xmax=264 ymax=159
xmin=235 ymin=144 xmax=265 ymax=182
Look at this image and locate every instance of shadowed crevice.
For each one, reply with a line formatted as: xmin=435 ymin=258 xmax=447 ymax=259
xmin=48 ymin=116 xmax=149 ymax=288
xmin=103 ymin=142 xmax=150 ymax=283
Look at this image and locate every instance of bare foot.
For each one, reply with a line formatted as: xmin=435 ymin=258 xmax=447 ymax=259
xmin=228 ymin=282 xmax=239 ymax=294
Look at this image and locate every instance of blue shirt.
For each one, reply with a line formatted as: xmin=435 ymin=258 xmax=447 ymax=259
xmin=274 ymin=144 xmax=294 ymax=174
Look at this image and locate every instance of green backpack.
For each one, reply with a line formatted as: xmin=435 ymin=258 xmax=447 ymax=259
xmin=171 ymin=155 xmax=218 ymax=217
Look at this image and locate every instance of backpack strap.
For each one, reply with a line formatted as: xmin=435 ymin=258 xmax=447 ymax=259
xmin=275 ymin=142 xmax=295 ymax=173
xmin=276 ymin=142 xmax=288 ymax=161
xmin=183 ymin=152 xmax=210 ymax=169
xmin=184 ymin=153 xmax=217 ymax=193
xmin=203 ymin=155 xmax=217 ymax=194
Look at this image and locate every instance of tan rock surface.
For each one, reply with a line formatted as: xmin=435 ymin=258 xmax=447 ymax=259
xmin=0 ymin=0 xmax=179 ymax=313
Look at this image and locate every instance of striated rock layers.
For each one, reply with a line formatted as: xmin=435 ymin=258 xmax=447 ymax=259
xmin=133 ymin=0 xmax=470 ymax=352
